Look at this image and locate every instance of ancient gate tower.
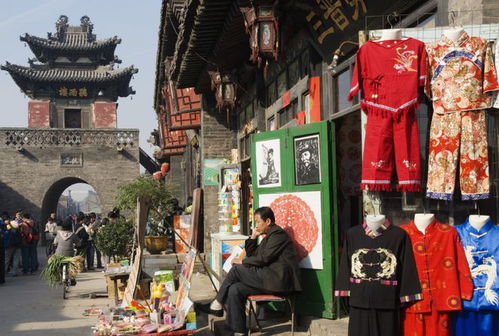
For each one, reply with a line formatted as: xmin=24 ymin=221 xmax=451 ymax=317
xmin=0 ymin=15 xmax=140 ymax=223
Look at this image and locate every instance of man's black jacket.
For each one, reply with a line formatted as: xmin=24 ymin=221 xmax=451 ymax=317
xmin=243 ymin=224 xmax=302 ymax=293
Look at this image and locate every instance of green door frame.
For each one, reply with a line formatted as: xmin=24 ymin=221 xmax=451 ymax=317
xmin=251 ymin=121 xmax=339 ymax=318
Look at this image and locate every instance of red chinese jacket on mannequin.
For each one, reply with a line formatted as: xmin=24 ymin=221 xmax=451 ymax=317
xmin=348 ymin=37 xmax=427 ymax=192
xmin=401 ymin=221 xmax=473 ymax=336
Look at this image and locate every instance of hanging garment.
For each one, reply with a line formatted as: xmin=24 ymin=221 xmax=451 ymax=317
xmin=452 ymin=310 xmax=499 ymax=336
xmin=402 ymin=309 xmax=450 ymax=336
xmin=348 ymin=37 xmax=427 ymax=192
xmin=401 ymin=221 xmax=473 ymax=336
xmin=425 ymin=32 xmax=499 ymax=200
xmin=349 ymin=306 xmax=401 ymax=336
xmin=452 ymin=219 xmax=499 ymax=336
xmin=493 ymin=38 xmax=499 ymax=109
xmin=361 ymin=109 xmax=421 ymax=192
xmin=335 ymin=220 xmax=422 ymax=336
xmin=427 ymin=110 xmax=489 ymax=200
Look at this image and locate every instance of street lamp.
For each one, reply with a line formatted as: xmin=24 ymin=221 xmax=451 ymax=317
xmin=327 ymin=41 xmax=359 ymax=75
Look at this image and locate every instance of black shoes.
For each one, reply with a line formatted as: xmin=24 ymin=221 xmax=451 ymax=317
xmin=194 ymin=301 xmax=224 ymax=317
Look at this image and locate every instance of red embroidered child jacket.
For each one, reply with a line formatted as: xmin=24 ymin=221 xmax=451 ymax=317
xmin=401 ymin=220 xmax=473 ymax=313
xmin=348 ymin=37 xmax=427 ymax=118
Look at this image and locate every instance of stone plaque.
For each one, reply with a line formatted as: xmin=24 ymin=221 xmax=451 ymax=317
xmin=60 ymin=153 xmax=83 ymax=167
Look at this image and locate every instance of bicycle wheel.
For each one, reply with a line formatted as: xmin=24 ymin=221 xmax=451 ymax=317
xmin=62 ymin=264 xmax=68 ymax=300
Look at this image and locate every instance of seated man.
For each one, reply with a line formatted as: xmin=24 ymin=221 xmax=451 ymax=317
xmin=195 ymin=207 xmax=302 ymax=336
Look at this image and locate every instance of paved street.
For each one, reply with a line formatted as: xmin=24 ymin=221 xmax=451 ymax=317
xmin=0 ymin=250 xmax=113 ymax=336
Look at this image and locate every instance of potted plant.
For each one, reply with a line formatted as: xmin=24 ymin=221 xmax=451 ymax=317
xmin=114 ymin=175 xmax=176 ymax=254
xmin=94 ymin=217 xmax=134 ymax=262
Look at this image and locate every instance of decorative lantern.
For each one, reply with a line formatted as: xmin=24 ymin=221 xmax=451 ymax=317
xmin=208 ymin=71 xmax=237 ymax=113
xmin=161 ymin=163 xmax=170 ymax=174
xmin=240 ymin=1 xmax=279 ymax=70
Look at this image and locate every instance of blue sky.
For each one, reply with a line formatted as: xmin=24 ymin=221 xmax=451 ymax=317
xmin=0 ymin=0 xmax=161 ymax=160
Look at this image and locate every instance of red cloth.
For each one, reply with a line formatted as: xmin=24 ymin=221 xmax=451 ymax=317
xmin=361 ymin=110 xmax=421 ymax=192
xmin=349 ymin=37 xmax=427 ymax=118
xmin=424 ymin=32 xmax=499 ymax=114
xmin=401 ymin=221 xmax=473 ymax=313
xmin=403 ymin=310 xmax=450 ymax=336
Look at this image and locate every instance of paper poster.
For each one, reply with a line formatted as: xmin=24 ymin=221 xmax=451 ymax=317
xmin=222 ymin=246 xmax=246 ymax=273
xmin=294 ymin=134 xmax=321 ymax=185
xmin=256 ymin=139 xmax=281 ymax=188
xmin=259 ymin=191 xmax=323 ymax=269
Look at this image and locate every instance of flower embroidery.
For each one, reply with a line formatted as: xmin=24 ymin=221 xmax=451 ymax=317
xmin=392 ymin=45 xmax=417 ymax=73
xmin=402 ymin=160 xmax=417 ymax=169
xmin=371 ymin=160 xmax=385 ymax=168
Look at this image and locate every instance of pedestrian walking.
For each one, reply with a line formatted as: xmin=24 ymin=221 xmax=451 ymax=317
xmin=4 ymin=214 xmax=22 ymax=276
xmin=86 ymin=213 xmax=103 ymax=269
xmin=74 ymin=214 xmax=90 ymax=268
xmin=20 ymin=214 xmax=39 ymax=275
xmin=44 ymin=214 xmax=58 ymax=242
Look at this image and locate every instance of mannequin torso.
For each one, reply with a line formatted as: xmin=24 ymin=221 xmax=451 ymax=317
xmin=365 ymin=214 xmax=386 ymax=231
xmin=378 ymin=29 xmax=402 ymax=41
xmin=468 ymin=215 xmax=490 ymax=231
xmin=414 ymin=213 xmax=435 ymax=234
xmin=443 ymin=27 xmax=465 ymax=42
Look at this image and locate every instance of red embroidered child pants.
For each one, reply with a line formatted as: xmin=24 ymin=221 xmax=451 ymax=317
xmin=403 ymin=311 xmax=450 ymax=336
xmin=361 ymin=111 xmax=421 ymax=192
xmin=426 ymin=110 xmax=489 ymax=201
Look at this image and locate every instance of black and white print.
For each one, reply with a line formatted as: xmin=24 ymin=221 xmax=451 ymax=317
xmin=256 ymin=139 xmax=281 ymax=188
xmin=294 ymin=134 xmax=321 ymax=185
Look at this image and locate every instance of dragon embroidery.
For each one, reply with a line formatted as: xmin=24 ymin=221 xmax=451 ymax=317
xmin=464 ymin=245 xmax=499 ymax=306
xmin=351 ymin=248 xmax=397 ymax=280
xmin=393 ymin=44 xmax=417 ymax=73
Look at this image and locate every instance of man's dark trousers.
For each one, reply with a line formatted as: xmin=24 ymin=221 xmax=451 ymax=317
xmin=215 ymin=264 xmax=268 ymax=333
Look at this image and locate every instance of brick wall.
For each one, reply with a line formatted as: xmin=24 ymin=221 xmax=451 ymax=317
xmin=0 ymin=128 xmax=140 ymax=225
xmin=201 ymin=107 xmax=236 ymax=252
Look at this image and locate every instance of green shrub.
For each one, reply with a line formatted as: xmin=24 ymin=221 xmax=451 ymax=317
xmin=94 ymin=217 xmax=134 ymax=262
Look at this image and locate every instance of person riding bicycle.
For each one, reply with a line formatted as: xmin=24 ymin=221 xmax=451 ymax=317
xmin=53 ymin=218 xmax=76 ymax=257
xmin=52 ymin=218 xmax=78 ymax=286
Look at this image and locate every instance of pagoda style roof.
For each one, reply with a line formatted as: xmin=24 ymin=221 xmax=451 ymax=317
xmin=2 ymin=63 xmax=137 ymax=83
xmin=21 ymin=33 xmax=121 ymax=63
xmin=1 ymin=62 xmax=137 ymax=99
xmin=17 ymin=15 xmax=122 ymax=64
xmin=2 ymin=15 xmax=137 ymax=100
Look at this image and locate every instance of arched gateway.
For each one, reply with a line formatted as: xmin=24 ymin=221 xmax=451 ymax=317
xmin=0 ymin=16 xmax=140 ymax=224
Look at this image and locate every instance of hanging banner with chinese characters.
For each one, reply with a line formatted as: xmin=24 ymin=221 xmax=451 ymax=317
xmin=304 ymin=0 xmax=424 ymax=62
xmin=57 ymin=87 xmax=88 ymax=98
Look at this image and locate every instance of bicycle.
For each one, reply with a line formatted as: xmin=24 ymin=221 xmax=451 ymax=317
xmin=60 ymin=260 xmax=70 ymax=299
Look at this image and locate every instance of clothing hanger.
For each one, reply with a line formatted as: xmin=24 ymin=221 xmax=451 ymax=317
xmin=450 ymin=11 xmax=457 ymax=27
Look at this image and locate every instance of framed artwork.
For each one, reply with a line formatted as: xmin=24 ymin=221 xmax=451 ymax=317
xmin=256 ymin=139 xmax=281 ymax=188
xmin=259 ymin=191 xmax=323 ymax=269
xmin=294 ymin=134 xmax=321 ymax=185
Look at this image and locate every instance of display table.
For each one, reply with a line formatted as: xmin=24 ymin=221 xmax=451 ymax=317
xmin=105 ymin=272 xmax=130 ymax=306
xmin=210 ymin=233 xmax=248 ymax=288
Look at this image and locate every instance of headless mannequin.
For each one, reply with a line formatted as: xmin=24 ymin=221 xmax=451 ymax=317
xmin=378 ymin=29 xmax=402 ymax=41
xmin=469 ymin=215 xmax=490 ymax=231
xmin=366 ymin=214 xmax=386 ymax=231
xmin=414 ymin=213 xmax=435 ymax=234
xmin=443 ymin=27 xmax=465 ymax=42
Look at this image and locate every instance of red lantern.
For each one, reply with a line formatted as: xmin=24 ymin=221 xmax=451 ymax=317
xmin=153 ymin=171 xmax=163 ymax=180
xmin=161 ymin=163 xmax=170 ymax=174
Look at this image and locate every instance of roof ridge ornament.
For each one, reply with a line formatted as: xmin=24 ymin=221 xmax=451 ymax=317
xmin=80 ymin=15 xmax=95 ymax=41
xmin=55 ymin=15 xmax=69 ymax=41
